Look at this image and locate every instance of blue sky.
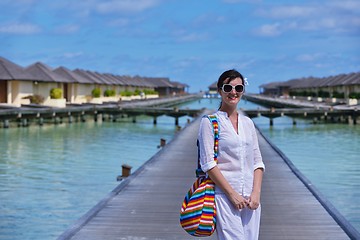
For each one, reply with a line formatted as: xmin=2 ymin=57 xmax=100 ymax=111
xmin=1 ymin=0 xmax=359 ymax=93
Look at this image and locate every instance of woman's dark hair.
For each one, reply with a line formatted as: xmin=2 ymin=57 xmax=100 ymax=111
xmin=217 ymin=69 xmax=245 ymax=110
xmin=217 ymin=69 xmax=245 ymax=89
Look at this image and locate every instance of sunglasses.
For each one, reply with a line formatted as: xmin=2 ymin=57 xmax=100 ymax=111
xmin=221 ymin=84 xmax=245 ymax=93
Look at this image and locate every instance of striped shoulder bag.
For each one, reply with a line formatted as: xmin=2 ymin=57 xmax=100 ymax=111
xmin=180 ymin=115 xmax=219 ymax=237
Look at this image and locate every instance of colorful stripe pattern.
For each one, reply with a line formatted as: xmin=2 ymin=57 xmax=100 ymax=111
xmin=180 ymin=115 xmax=219 ymax=237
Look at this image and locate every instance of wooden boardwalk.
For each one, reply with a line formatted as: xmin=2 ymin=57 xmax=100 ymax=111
xmin=58 ymin=111 xmax=355 ymax=240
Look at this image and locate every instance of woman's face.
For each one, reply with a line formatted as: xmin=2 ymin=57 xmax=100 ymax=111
xmin=218 ymin=77 xmax=244 ymax=108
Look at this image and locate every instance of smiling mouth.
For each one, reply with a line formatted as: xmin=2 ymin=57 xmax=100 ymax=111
xmin=228 ymin=95 xmax=238 ymax=100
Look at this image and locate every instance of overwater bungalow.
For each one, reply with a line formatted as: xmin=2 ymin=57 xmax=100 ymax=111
xmin=0 ymin=56 xmax=187 ymax=107
xmin=0 ymin=57 xmax=39 ymax=106
xmin=259 ymin=72 xmax=360 ymax=105
xmin=25 ymin=62 xmax=73 ymax=107
xmin=53 ymin=66 xmax=94 ymax=104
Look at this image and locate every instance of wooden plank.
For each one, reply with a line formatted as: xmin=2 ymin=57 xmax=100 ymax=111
xmin=58 ymin=111 xmax=352 ymax=240
xmin=257 ymin=130 xmax=351 ymax=240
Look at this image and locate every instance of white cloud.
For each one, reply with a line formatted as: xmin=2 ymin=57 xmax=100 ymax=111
xmin=222 ymin=0 xmax=261 ymax=3
xmin=0 ymin=23 xmax=41 ymax=34
xmin=252 ymin=1 xmax=360 ymax=37
xmin=177 ymin=32 xmax=208 ymax=42
xmin=108 ymin=18 xmax=130 ymax=27
xmin=253 ymin=23 xmax=282 ymax=37
xmin=54 ymin=24 xmax=80 ymax=34
xmin=192 ymin=14 xmax=226 ymax=28
xmin=0 ymin=0 xmax=38 ymax=6
xmin=296 ymin=53 xmax=323 ymax=62
xmin=62 ymin=52 xmax=84 ymax=59
xmin=329 ymin=0 xmax=360 ymax=12
xmin=256 ymin=5 xmax=316 ymax=18
xmin=95 ymin=0 xmax=160 ymax=14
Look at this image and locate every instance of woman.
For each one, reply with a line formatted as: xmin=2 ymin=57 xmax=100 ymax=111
xmin=198 ymin=69 xmax=265 ymax=239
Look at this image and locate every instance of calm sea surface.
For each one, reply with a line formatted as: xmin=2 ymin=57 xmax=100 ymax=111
xmin=0 ymin=98 xmax=359 ymax=239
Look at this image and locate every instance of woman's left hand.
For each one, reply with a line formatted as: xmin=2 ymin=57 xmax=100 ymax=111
xmin=248 ymin=191 xmax=261 ymax=210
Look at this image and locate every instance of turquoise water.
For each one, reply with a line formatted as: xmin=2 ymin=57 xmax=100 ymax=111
xmin=0 ymin=98 xmax=359 ymax=239
xmin=0 ymin=115 xmax=191 ymax=240
xmin=254 ymin=117 xmax=360 ymax=230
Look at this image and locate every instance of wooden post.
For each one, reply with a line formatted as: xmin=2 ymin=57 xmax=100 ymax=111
xmin=116 ymin=164 xmax=132 ymax=181
xmin=161 ymin=138 xmax=166 ymax=147
xmin=121 ymin=164 xmax=132 ymax=177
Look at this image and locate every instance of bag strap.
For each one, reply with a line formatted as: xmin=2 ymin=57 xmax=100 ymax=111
xmin=196 ymin=115 xmax=219 ymax=177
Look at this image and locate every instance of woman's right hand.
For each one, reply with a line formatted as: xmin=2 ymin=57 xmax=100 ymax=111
xmin=207 ymin=167 xmax=249 ymax=209
xmin=228 ymin=191 xmax=249 ymax=210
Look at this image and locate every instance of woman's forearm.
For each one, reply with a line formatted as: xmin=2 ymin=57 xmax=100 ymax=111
xmin=207 ymin=166 xmax=249 ymax=209
xmin=207 ymin=166 xmax=236 ymax=198
xmin=253 ymin=168 xmax=264 ymax=194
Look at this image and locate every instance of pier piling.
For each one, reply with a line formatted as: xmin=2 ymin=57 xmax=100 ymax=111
xmin=39 ymin=117 xmax=44 ymax=126
xmin=3 ymin=119 xmax=9 ymax=128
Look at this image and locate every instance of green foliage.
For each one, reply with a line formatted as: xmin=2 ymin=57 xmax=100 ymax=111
xmin=289 ymin=91 xmax=296 ymax=96
xmin=143 ymin=89 xmax=158 ymax=95
xmin=349 ymin=92 xmax=360 ymax=99
xmin=134 ymin=89 xmax=142 ymax=96
xmin=120 ymin=90 xmax=133 ymax=97
xmin=290 ymin=91 xmax=307 ymax=97
xmin=104 ymin=89 xmax=116 ymax=97
xmin=332 ymin=91 xmax=344 ymax=98
xmin=50 ymin=88 xmax=63 ymax=99
xmin=23 ymin=95 xmax=44 ymax=104
xmin=91 ymin=88 xmax=101 ymax=98
xmin=318 ymin=90 xmax=330 ymax=98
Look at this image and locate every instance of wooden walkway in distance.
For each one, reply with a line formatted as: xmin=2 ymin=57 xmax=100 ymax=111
xmin=58 ymin=110 xmax=354 ymax=240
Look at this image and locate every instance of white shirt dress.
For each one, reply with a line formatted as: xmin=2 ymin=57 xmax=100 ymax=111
xmin=198 ymin=111 xmax=265 ymax=240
